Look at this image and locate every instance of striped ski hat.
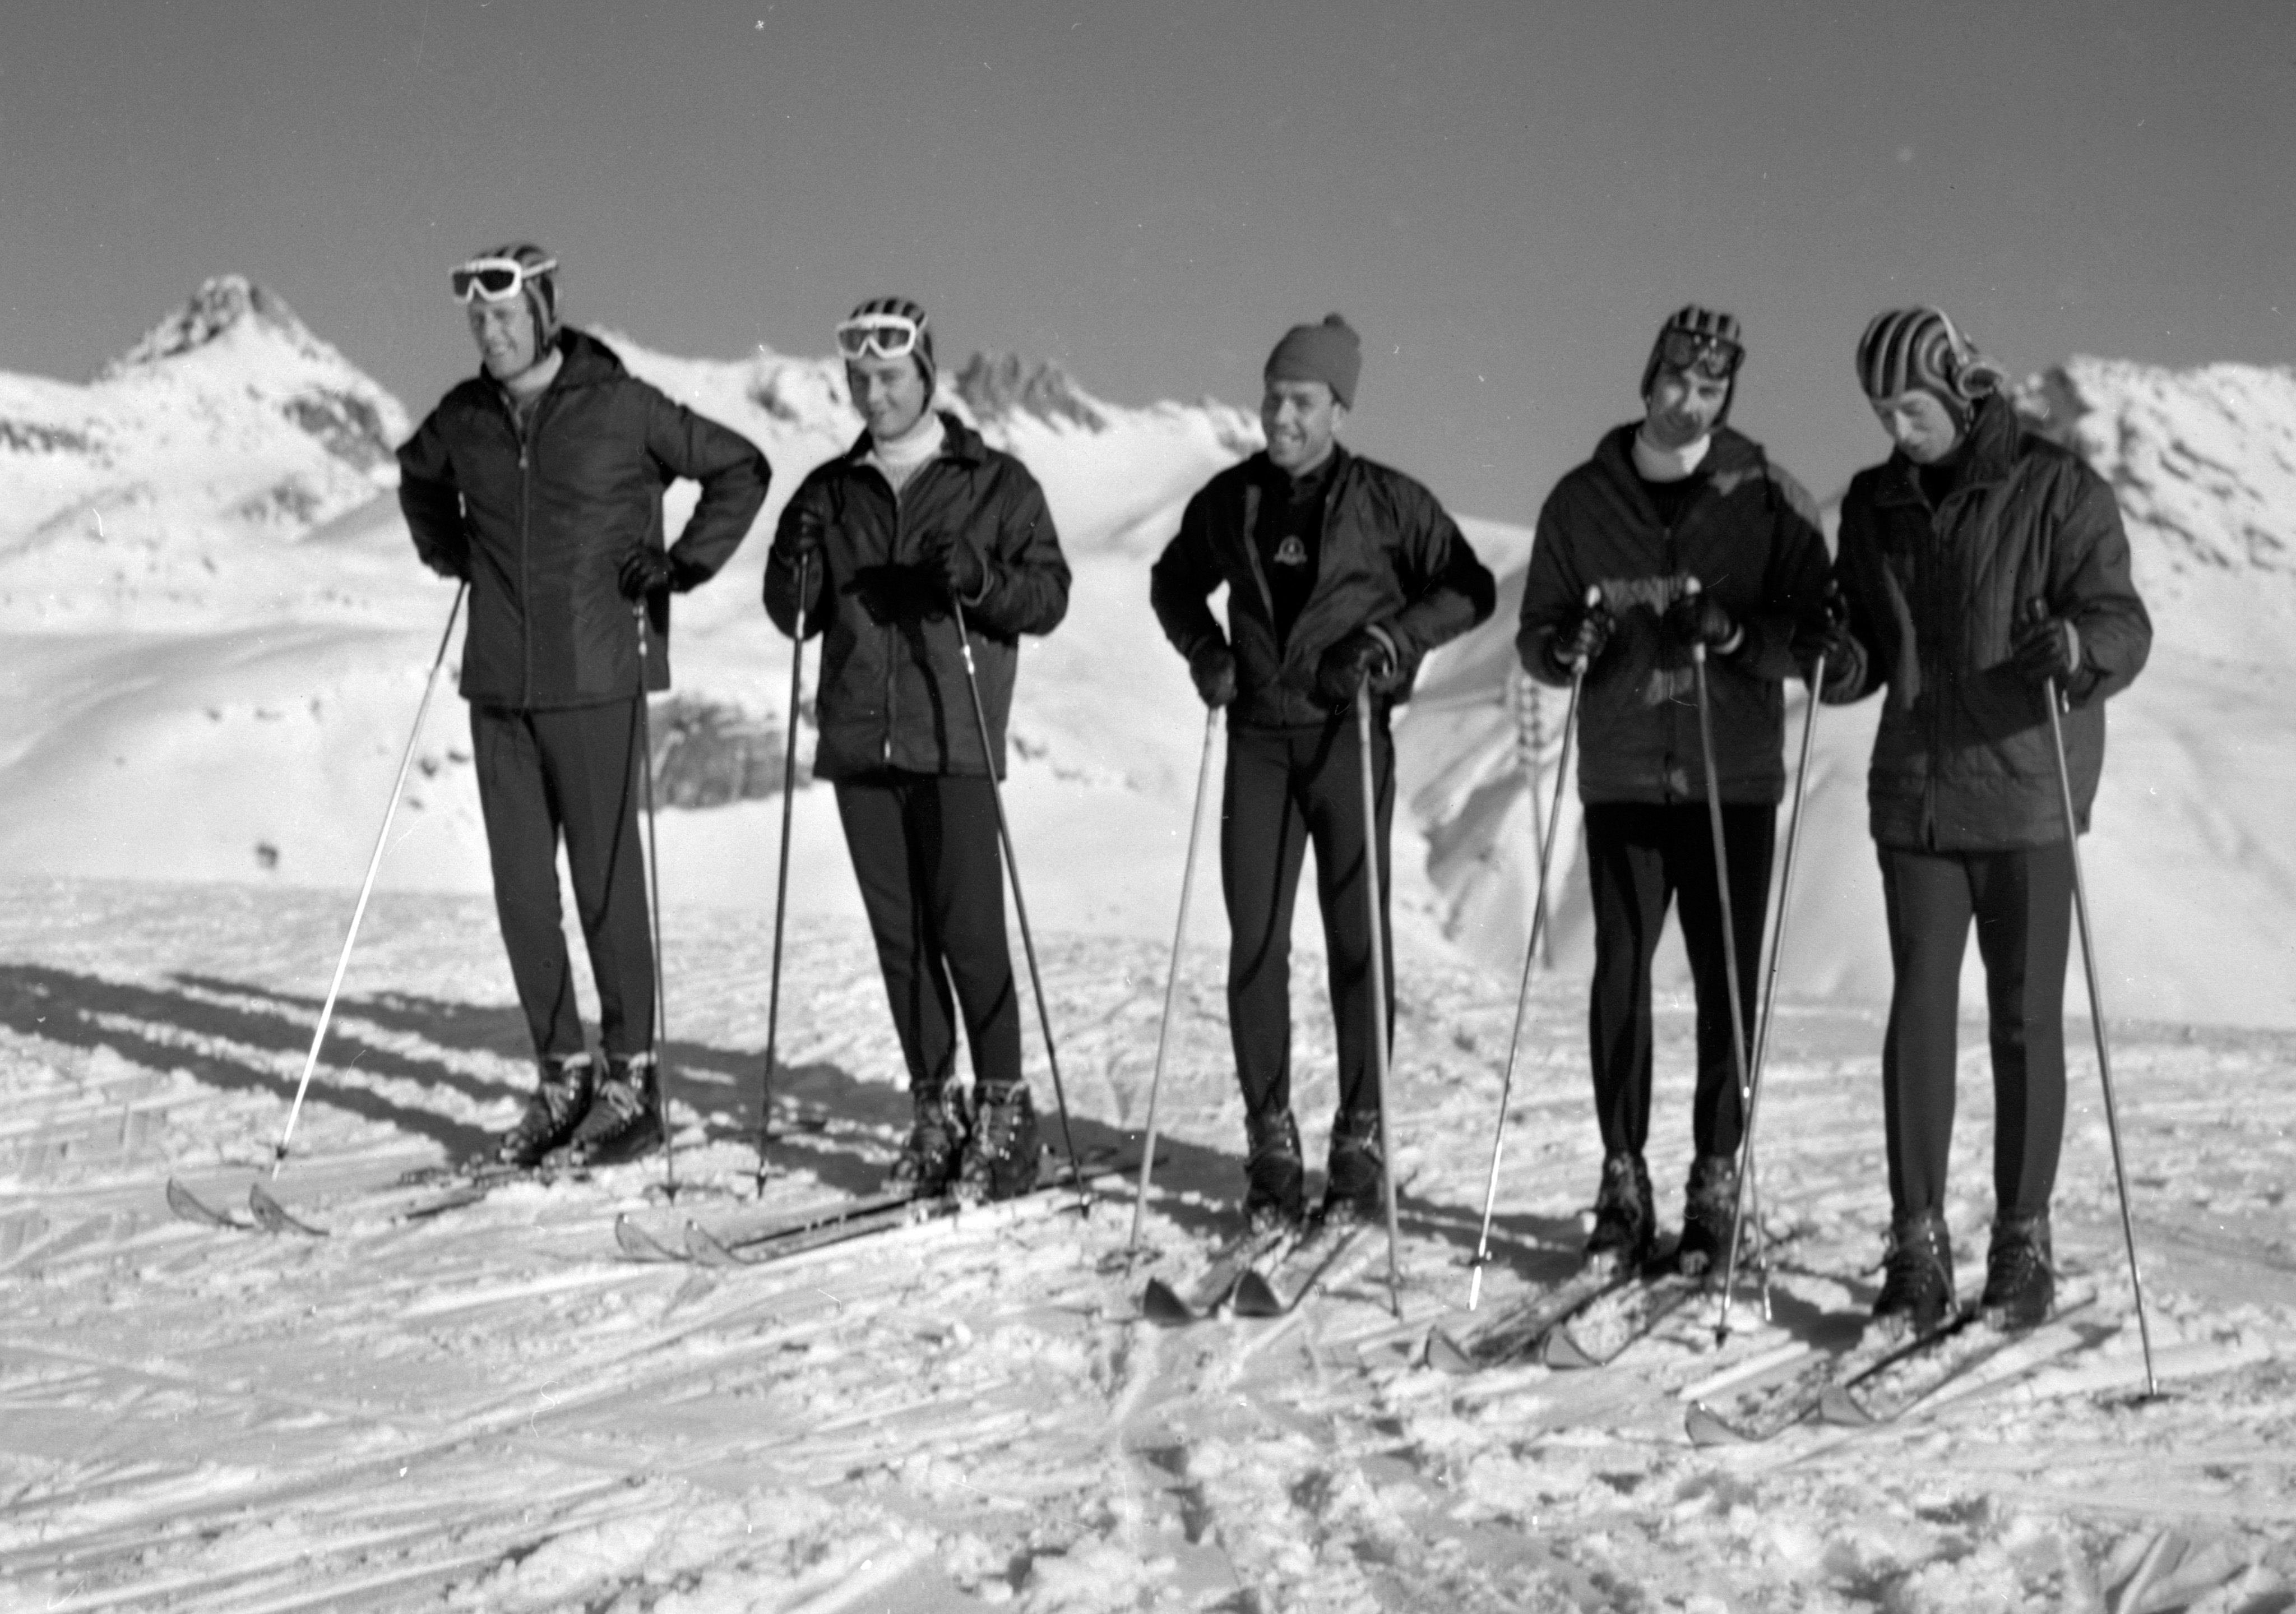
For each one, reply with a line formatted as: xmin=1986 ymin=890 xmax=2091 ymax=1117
xmin=1855 ymin=307 xmax=2003 ymax=419
xmin=474 ymin=242 xmax=560 ymax=346
xmin=1640 ymin=305 xmax=1744 ymax=426
xmin=844 ymin=295 xmax=936 ymax=394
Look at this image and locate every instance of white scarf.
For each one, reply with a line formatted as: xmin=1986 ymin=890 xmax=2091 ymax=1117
xmin=1632 ymin=428 xmax=1711 ymax=483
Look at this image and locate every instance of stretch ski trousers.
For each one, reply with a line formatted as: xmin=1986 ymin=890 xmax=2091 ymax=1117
xmin=470 ymin=699 xmax=654 ymax=1063
xmin=1876 ymin=841 xmax=2075 ymax=1221
xmin=1220 ymin=717 xmax=1395 ymax=1123
xmin=1583 ymin=801 xmax=1775 ymax=1164
xmin=835 ymin=771 xmax=1022 ymax=1097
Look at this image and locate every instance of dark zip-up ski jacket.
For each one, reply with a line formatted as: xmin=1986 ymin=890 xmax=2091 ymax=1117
xmin=397 ymin=330 xmax=770 ymax=707
xmin=1827 ymin=392 xmax=2151 ymax=851
xmin=1149 ymin=447 xmax=1496 ymax=728
xmin=763 ymin=414 xmax=1068 ymax=781
xmin=1516 ymin=424 xmax=1829 ymax=804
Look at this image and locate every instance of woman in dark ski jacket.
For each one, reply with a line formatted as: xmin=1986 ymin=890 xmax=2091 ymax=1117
xmin=1818 ymin=307 xmax=2151 ymax=1336
xmin=763 ymin=298 xmax=1069 ymax=1204
xmin=399 ymin=243 xmax=769 ymax=1170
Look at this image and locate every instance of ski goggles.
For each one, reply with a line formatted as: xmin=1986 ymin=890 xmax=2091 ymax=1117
xmin=1655 ymin=328 xmax=1742 ymax=381
xmin=835 ymin=312 xmax=926 ymax=360
xmin=450 ymin=256 xmax=557 ymax=303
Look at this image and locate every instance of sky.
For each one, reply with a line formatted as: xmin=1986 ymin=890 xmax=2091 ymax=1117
xmin=2 ymin=0 xmax=2291 ymax=521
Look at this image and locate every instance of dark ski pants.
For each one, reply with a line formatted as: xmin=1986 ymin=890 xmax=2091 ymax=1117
xmin=1876 ymin=841 xmax=2074 ymax=1221
xmin=1584 ymin=801 xmax=1775 ymax=1164
xmin=1221 ymin=718 xmax=1394 ymax=1122
xmin=471 ymin=699 xmax=654 ymax=1062
xmin=835 ymin=771 xmax=1022 ymax=1095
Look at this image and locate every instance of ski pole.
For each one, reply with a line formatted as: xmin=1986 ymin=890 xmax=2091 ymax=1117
xmin=1714 ymin=651 xmax=1823 ymax=1344
xmin=1354 ymin=683 xmax=1403 ymax=1311
xmin=1127 ymin=704 xmax=1222 ymax=1254
xmin=948 ymin=594 xmax=1089 ymax=1216
xmin=270 ymin=584 xmax=465 ymax=1177
xmin=634 ymin=609 xmax=678 ymax=1200
xmin=2039 ymin=640 xmax=2159 ymax=1396
xmin=756 ymin=551 xmax=811 ymax=1194
xmin=1465 ymin=587 xmax=1595 ymax=1310
xmin=1686 ymin=578 xmax=1758 ymax=1299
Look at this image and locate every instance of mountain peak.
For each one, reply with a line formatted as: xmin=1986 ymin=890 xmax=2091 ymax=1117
xmin=953 ymin=352 xmax=1108 ymax=433
xmin=101 ymin=276 xmax=320 ymax=379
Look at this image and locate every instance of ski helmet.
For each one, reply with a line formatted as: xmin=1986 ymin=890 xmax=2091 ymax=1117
xmin=1855 ymin=307 xmax=2003 ymax=422
xmin=1640 ymin=305 xmax=1743 ymax=427
xmin=840 ymin=296 xmax=936 ymax=395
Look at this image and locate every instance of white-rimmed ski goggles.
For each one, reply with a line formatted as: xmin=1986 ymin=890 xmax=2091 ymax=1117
xmin=835 ymin=312 xmax=926 ymax=360
xmin=451 ymin=256 xmax=558 ymax=303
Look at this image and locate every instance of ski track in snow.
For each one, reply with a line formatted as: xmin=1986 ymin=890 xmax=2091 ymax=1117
xmin=1 ymin=880 xmax=2293 ymax=1612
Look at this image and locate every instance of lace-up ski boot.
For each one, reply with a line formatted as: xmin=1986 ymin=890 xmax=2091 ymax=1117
xmin=1871 ymin=1210 xmax=1956 ymax=1338
xmin=1674 ymin=1153 xmax=1739 ymax=1278
xmin=556 ymin=1051 xmax=664 ymax=1168
xmin=1242 ymin=1107 xmax=1304 ymax=1234
xmin=496 ymin=1052 xmax=594 ymax=1169
xmin=955 ymin=1084 xmax=1040 ymax=1203
xmin=884 ymin=1084 xmax=971 ymax=1196
xmin=1584 ymin=1150 xmax=1655 ymax=1273
xmin=1318 ymin=1109 xmax=1385 ymax=1227
xmin=1980 ymin=1210 xmax=2055 ymax=1330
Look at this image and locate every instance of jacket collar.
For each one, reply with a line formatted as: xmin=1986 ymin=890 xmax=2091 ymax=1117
xmin=1873 ymin=391 xmax=2020 ymax=507
xmin=476 ymin=326 xmax=625 ymax=399
xmin=1592 ymin=421 xmax=1761 ymax=490
xmin=842 ymin=409 xmax=989 ymax=469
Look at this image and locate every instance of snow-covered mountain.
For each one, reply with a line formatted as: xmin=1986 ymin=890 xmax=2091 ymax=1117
xmin=3 ymin=282 xmax=2290 ymax=1026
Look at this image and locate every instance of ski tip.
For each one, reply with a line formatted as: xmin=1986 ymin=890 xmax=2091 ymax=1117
xmin=614 ymin=1214 xmax=681 ymax=1263
xmin=1140 ymin=1278 xmax=1196 ymax=1328
xmin=1539 ymin=1328 xmax=1602 ymax=1371
xmin=248 ymin=1181 xmax=327 ymax=1238
xmin=1424 ymin=1330 xmax=1478 ymax=1375
xmin=1816 ymin=1384 xmax=1876 ymax=1427
xmin=683 ymin=1222 xmax=744 ymax=1268
xmin=165 ymin=1177 xmax=240 ymax=1229
xmin=1229 ymin=1270 xmax=1284 ymax=1319
xmin=1683 ymin=1402 xmax=1747 ymax=1447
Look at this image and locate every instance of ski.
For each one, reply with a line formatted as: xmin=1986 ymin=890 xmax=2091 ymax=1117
xmin=164 ymin=1177 xmax=334 ymax=1237
xmin=1230 ymin=1217 xmax=1374 ymax=1319
xmin=1141 ymin=1225 xmax=1292 ymax=1326
xmin=166 ymin=1177 xmax=252 ymax=1231
xmin=1540 ymin=1270 xmax=1703 ymax=1368
xmin=1817 ymin=1284 xmax=2099 ymax=1428
xmin=1425 ymin=1265 xmax=1624 ymax=1374
xmin=248 ymin=1181 xmax=328 ymax=1238
xmin=1684 ymin=1324 xmax=1920 ymax=1446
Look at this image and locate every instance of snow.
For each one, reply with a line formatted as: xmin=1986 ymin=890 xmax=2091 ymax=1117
xmin=1 ymin=283 xmax=2293 ymax=1609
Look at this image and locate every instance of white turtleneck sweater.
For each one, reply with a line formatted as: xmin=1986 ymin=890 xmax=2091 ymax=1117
xmin=1631 ymin=428 xmax=1711 ymax=483
xmin=865 ymin=410 xmax=947 ymax=499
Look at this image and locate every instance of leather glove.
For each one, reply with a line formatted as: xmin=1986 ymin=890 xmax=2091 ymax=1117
xmin=1189 ymin=642 xmax=1238 ymax=709
xmin=1793 ymin=581 xmax=1855 ymax=677
xmin=928 ymin=532 xmax=987 ymax=599
xmin=423 ymin=551 xmax=470 ymax=583
xmin=1665 ymin=586 xmax=1741 ymax=654
xmin=1314 ymin=626 xmax=1397 ymax=708
xmin=781 ymin=506 xmax=826 ymax=559
xmin=618 ymin=545 xmax=677 ymax=599
xmin=2010 ymin=611 xmax=2081 ymax=685
xmin=1549 ymin=590 xmax=1614 ymax=675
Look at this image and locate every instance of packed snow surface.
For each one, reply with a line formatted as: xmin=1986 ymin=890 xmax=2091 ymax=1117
xmin=1 ymin=285 xmax=2293 ymax=1608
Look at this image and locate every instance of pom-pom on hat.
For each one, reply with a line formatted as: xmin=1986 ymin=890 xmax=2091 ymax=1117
xmin=1265 ymin=313 xmax=1362 ymax=408
xmin=1640 ymin=304 xmax=1743 ymax=426
xmin=1855 ymin=306 xmax=2003 ymax=421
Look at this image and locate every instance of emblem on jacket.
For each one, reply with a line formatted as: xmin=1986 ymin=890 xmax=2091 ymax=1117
xmin=1272 ymin=535 xmax=1309 ymax=567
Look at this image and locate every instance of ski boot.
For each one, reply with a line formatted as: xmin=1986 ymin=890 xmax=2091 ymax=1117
xmin=1673 ymin=1153 xmax=1738 ymax=1278
xmin=884 ymin=1084 xmax=971 ymax=1196
xmin=556 ymin=1051 xmax=664 ymax=1168
xmin=1241 ymin=1106 xmax=1304 ymax=1235
xmin=1980 ymin=1210 xmax=2055 ymax=1330
xmin=494 ymin=1052 xmax=594 ymax=1169
xmin=955 ymin=1084 xmax=1040 ymax=1203
xmin=1584 ymin=1150 xmax=1655 ymax=1274
xmin=1317 ymin=1109 xmax=1385 ymax=1227
xmin=1872 ymin=1209 xmax=1956 ymax=1338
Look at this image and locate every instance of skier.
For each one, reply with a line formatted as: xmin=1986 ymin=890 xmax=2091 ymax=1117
xmin=1150 ymin=314 xmax=1494 ymax=1232
xmin=399 ymin=243 xmax=769 ymax=1168
xmin=1812 ymin=307 xmax=2151 ymax=1333
xmin=1515 ymin=306 xmax=1829 ymax=1278
xmin=763 ymin=297 xmax=1071 ymax=1203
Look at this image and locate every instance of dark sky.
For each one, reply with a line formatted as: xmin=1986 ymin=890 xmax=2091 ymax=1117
xmin=3 ymin=0 xmax=2290 ymax=516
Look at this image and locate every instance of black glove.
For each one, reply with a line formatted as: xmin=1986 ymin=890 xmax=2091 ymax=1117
xmin=1314 ymin=626 xmax=1397 ymax=708
xmin=929 ymin=533 xmax=987 ymax=600
xmin=1665 ymin=588 xmax=1740 ymax=654
xmin=781 ymin=506 xmax=826 ymax=560
xmin=1793 ymin=581 xmax=1855 ymax=677
xmin=618 ymin=545 xmax=677 ymax=599
xmin=1549 ymin=594 xmax=1614 ymax=674
xmin=422 ymin=551 xmax=470 ymax=583
xmin=2010 ymin=612 xmax=2081 ymax=685
xmin=1189 ymin=642 xmax=1238 ymax=709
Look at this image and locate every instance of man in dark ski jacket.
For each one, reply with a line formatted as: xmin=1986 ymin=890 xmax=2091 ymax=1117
xmin=1151 ymin=315 xmax=1495 ymax=1231
xmin=1516 ymin=306 xmax=1829 ymax=1277
xmin=1815 ymin=306 xmax=2150 ymax=1334
xmin=763 ymin=297 xmax=1070 ymax=1203
xmin=399 ymin=243 xmax=769 ymax=1168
